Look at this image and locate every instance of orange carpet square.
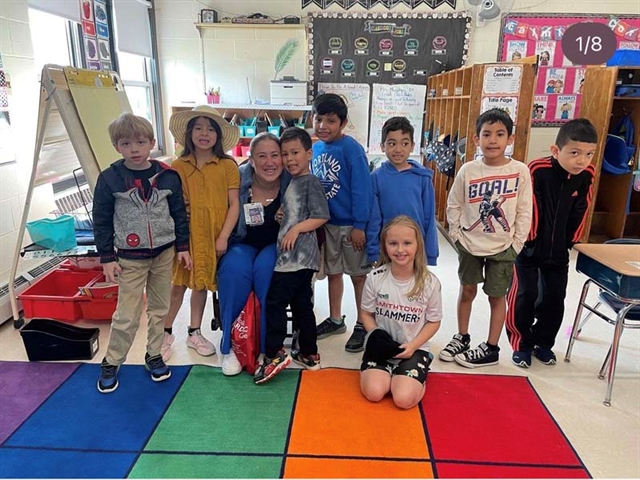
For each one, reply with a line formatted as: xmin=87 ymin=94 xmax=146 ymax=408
xmin=287 ymin=369 xmax=429 ymax=459
xmin=283 ymin=456 xmax=434 ymax=478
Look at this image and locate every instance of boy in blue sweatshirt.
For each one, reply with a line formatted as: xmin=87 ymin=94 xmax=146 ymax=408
xmin=366 ymin=116 xmax=439 ymax=267
xmin=312 ymin=93 xmax=373 ymax=353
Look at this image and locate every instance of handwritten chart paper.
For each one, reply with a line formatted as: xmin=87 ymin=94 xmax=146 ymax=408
xmin=318 ymin=82 xmax=371 ymax=148
xmin=369 ymin=83 xmax=426 ymax=155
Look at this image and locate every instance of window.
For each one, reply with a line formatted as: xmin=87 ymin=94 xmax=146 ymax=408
xmin=28 ymin=8 xmax=77 ymax=73
xmin=117 ymin=51 xmax=162 ymax=154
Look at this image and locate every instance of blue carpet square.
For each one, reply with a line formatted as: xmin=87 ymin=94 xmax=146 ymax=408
xmin=0 ymin=447 xmax=137 ymax=478
xmin=4 ymin=363 xmax=190 ymax=452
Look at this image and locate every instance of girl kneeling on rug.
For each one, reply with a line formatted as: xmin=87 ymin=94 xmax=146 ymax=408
xmin=360 ymin=215 xmax=442 ymax=409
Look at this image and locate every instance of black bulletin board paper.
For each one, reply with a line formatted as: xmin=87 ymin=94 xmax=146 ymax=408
xmin=308 ymin=12 xmax=471 ymax=98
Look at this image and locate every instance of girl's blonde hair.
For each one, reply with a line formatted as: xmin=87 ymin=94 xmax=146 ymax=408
xmin=379 ymin=215 xmax=429 ymax=298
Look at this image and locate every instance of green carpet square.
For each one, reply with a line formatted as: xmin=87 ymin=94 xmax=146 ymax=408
xmin=128 ymin=453 xmax=282 ymax=478
xmin=144 ymin=366 xmax=299 ymax=454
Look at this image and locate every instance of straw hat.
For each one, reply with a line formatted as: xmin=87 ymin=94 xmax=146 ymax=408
xmin=169 ymin=105 xmax=240 ymax=153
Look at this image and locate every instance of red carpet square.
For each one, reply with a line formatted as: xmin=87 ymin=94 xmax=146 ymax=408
xmin=435 ymin=462 xmax=590 ymax=478
xmin=287 ymin=369 xmax=429 ymax=459
xmin=422 ymin=373 xmax=583 ymax=467
xmin=284 ymin=456 xmax=434 ymax=478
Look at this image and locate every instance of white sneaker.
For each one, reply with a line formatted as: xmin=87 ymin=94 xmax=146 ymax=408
xmin=161 ymin=332 xmax=175 ymax=362
xmin=222 ymin=350 xmax=242 ymax=376
xmin=186 ymin=329 xmax=216 ymax=356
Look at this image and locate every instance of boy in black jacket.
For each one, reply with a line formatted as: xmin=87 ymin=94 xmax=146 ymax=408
xmin=506 ymin=119 xmax=598 ymax=368
xmin=93 ymin=113 xmax=192 ymax=393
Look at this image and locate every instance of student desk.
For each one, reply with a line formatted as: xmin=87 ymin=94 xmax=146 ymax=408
xmin=565 ymin=243 xmax=640 ymax=406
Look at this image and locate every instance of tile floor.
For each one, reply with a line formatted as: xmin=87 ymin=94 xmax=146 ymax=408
xmin=1 ymin=232 xmax=638 ymax=478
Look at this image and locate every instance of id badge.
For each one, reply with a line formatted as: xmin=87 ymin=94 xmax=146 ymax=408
xmin=244 ymin=202 xmax=265 ymax=226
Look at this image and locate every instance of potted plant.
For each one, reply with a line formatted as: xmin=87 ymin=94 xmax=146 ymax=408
xmin=273 ymin=39 xmax=300 ymax=81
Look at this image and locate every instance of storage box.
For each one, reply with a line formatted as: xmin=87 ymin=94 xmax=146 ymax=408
xmin=20 ymin=319 xmax=100 ymax=361
xmin=26 ymin=215 xmax=77 ymax=252
xmin=270 ymin=81 xmax=307 ymax=106
xmin=18 ymin=268 xmax=102 ymax=322
xmin=267 ymin=126 xmax=281 ymax=136
xmin=241 ymin=125 xmax=257 ymax=137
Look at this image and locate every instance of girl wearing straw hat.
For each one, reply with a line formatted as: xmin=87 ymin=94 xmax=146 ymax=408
xmin=162 ymin=105 xmax=241 ymax=360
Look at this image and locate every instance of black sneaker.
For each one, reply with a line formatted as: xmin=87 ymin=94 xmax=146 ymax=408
xmin=533 ymin=346 xmax=557 ymax=365
xmin=345 ymin=323 xmax=366 ymax=353
xmin=316 ymin=316 xmax=347 ymax=339
xmin=97 ymin=359 xmax=119 ymax=393
xmin=438 ymin=333 xmax=471 ymax=362
xmin=454 ymin=342 xmax=500 ymax=369
xmin=291 ymin=350 xmax=321 ymax=371
xmin=512 ymin=350 xmax=532 ymax=368
xmin=254 ymin=349 xmax=291 ymax=385
xmin=145 ymin=353 xmax=171 ymax=382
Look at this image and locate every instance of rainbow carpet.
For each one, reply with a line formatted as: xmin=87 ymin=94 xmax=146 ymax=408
xmin=0 ymin=361 xmax=590 ymax=478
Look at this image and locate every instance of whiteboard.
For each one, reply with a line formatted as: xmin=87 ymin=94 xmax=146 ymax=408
xmin=368 ymin=84 xmax=427 ymax=155
xmin=318 ymin=82 xmax=370 ymax=148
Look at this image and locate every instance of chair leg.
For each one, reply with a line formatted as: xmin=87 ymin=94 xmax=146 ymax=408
xmin=598 ymin=345 xmax=611 ymax=380
xmin=565 ymin=279 xmax=592 ymax=362
xmin=575 ymin=301 xmax=601 ymax=338
xmin=603 ymin=303 xmax=634 ymax=407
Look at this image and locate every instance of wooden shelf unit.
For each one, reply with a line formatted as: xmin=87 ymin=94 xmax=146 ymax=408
xmin=579 ymin=66 xmax=640 ymax=243
xmin=424 ymin=62 xmax=537 ymax=230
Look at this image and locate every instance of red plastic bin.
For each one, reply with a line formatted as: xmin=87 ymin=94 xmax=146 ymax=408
xmin=18 ymin=268 xmax=102 ymax=322
xmin=75 ymin=274 xmax=118 ymax=321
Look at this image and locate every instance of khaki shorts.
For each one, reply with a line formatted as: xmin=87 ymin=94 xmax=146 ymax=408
xmin=324 ymin=224 xmax=372 ymax=277
xmin=456 ymin=242 xmax=517 ymax=297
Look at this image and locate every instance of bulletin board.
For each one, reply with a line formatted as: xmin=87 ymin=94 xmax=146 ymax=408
xmin=498 ymin=13 xmax=640 ymax=127
xmin=308 ymin=11 xmax=471 ymax=100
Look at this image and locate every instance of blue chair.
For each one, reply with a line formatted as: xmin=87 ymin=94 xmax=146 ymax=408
xmin=564 ymin=238 xmax=640 ymax=406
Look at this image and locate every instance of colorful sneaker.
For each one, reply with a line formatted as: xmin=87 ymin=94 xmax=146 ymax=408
xmin=186 ymin=329 xmax=216 ymax=356
xmin=145 ymin=353 xmax=171 ymax=382
xmin=512 ymin=350 xmax=532 ymax=368
xmin=533 ymin=346 xmax=557 ymax=365
xmin=161 ymin=331 xmax=175 ymax=362
xmin=97 ymin=359 xmax=119 ymax=393
xmin=455 ymin=342 xmax=500 ymax=369
xmin=222 ymin=350 xmax=242 ymax=376
xmin=254 ymin=349 xmax=291 ymax=385
xmin=316 ymin=316 xmax=347 ymax=339
xmin=439 ymin=333 xmax=471 ymax=362
xmin=345 ymin=323 xmax=366 ymax=353
xmin=291 ymin=351 xmax=321 ymax=371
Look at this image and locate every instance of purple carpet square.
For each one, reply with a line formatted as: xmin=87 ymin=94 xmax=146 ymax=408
xmin=0 ymin=361 xmax=79 ymax=444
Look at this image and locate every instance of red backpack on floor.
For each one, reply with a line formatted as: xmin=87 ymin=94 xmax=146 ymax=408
xmin=231 ymin=292 xmax=261 ymax=373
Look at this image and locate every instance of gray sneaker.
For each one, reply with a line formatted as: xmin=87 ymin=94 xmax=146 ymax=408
xmin=316 ymin=316 xmax=347 ymax=339
xmin=345 ymin=323 xmax=366 ymax=353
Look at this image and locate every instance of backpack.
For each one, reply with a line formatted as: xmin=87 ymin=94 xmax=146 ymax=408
xmin=603 ymin=115 xmax=636 ymax=175
xmin=434 ymin=131 xmax=458 ymax=180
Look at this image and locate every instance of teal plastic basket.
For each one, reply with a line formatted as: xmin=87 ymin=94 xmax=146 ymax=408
xmin=26 ymin=215 xmax=77 ymax=252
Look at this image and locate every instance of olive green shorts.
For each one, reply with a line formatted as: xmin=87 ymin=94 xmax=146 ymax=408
xmin=456 ymin=242 xmax=517 ymax=297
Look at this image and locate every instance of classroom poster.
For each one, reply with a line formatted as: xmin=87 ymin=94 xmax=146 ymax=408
xmin=573 ymin=69 xmax=585 ymax=94
xmin=506 ymin=40 xmax=527 ymax=61
xmin=481 ymin=96 xmax=519 ymax=123
xmin=483 ymin=65 xmax=522 ymax=95
xmin=532 ymin=95 xmax=548 ymax=121
xmin=544 ymin=68 xmax=566 ymax=94
xmin=499 ymin=13 xmax=640 ymax=126
xmin=318 ymin=82 xmax=371 ymax=147
xmin=555 ymin=95 xmax=577 ymax=120
xmin=535 ymin=40 xmax=555 ymax=67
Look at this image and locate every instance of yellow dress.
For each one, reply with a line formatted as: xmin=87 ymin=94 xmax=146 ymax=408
xmin=171 ymin=154 xmax=240 ymax=291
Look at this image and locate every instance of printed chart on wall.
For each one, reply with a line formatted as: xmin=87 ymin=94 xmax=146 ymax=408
xmin=498 ymin=13 xmax=640 ymax=126
xmin=480 ymin=64 xmax=523 ymax=157
xmin=369 ymin=84 xmax=426 ymax=155
xmin=308 ymin=12 xmax=471 ymax=99
xmin=318 ymin=83 xmax=371 ymax=147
